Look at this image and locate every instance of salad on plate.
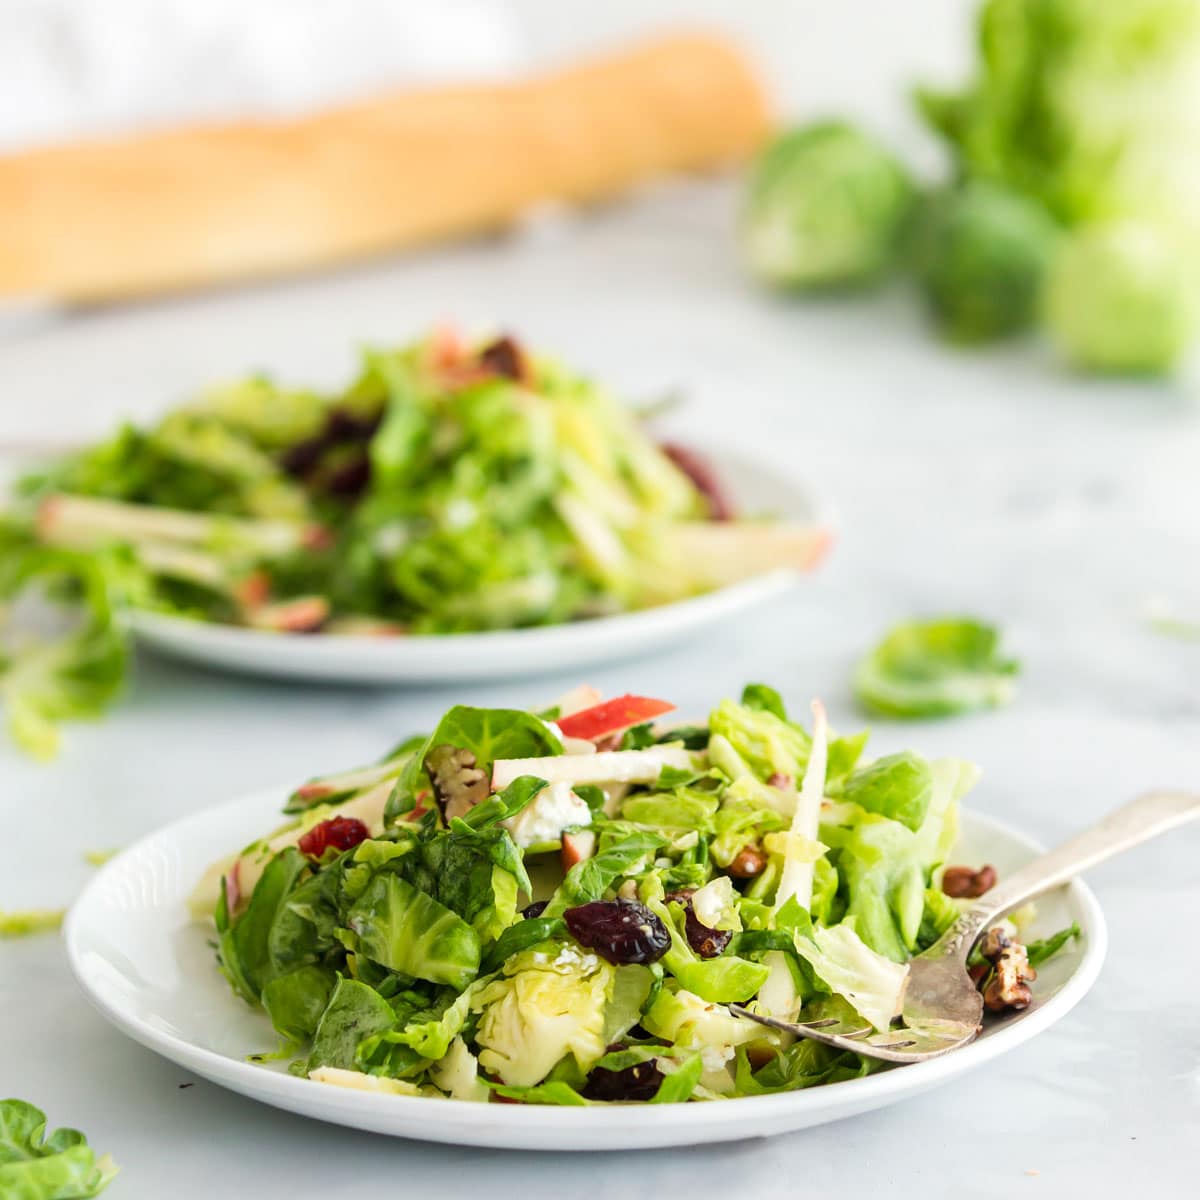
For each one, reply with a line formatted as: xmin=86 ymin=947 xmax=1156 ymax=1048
xmin=10 ymin=328 xmax=827 ymax=637
xmin=0 ymin=329 xmax=827 ymax=758
xmin=191 ymin=683 xmax=1076 ymax=1104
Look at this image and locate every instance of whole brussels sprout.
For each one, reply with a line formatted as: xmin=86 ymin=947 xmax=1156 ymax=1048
xmin=1043 ymin=222 xmax=1196 ymax=373
xmin=910 ymin=181 xmax=1061 ymax=343
xmin=741 ymin=121 xmax=915 ymax=290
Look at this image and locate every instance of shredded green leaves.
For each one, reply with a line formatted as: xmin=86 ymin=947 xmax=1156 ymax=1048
xmin=0 ymin=1099 xmax=118 ymax=1198
xmin=854 ymin=617 xmax=1019 ymax=718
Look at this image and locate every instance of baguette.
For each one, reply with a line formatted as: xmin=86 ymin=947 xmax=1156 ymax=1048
xmin=0 ymin=32 xmax=769 ymax=302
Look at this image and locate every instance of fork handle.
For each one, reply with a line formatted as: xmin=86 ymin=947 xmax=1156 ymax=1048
xmin=961 ymin=790 xmax=1200 ymax=940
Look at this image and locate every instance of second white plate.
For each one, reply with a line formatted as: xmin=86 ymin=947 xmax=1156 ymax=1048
xmin=130 ymin=447 xmax=826 ymax=684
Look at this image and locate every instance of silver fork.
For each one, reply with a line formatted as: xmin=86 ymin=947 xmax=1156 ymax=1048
xmin=732 ymin=789 xmax=1200 ymax=1064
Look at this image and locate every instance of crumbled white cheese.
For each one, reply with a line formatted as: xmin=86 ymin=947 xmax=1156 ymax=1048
xmin=501 ymin=780 xmax=592 ymax=848
xmin=700 ymin=1044 xmax=734 ymax=1073
xmin=691 ymin=876 xmax=737 ymax=928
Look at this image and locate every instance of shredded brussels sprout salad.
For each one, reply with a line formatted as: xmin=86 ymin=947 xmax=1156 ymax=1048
xmin=0 ymin=328 xmax=827 ymax=759
xmin=192 ymin=684 xmax=1076 ymax=1104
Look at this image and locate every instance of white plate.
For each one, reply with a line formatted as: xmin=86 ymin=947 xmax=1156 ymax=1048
xmin=65 ymin=789 xmax=1105 ymax=1151
xmin=129 ymin=447 xmax=827 ymax=684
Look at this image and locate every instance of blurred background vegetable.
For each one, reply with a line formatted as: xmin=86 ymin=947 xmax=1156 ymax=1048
xmin=741 ymin=122 xmax=914 ymax=291
xmin=1043 ymin=222 xmax=1196 ymax=374
xmin=909 ymin=180 xmax=1060 ymax=344
xmin=742 ymin=0 xmax=1200 ymax=375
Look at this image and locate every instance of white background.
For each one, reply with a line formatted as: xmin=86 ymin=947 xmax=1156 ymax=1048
xmin=2 ymin=4 xmax=1199 ymax=1197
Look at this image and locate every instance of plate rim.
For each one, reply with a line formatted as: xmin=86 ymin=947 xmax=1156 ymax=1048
xmin=64 ymin=786 xmax=1107 ymax=1140
xmin=129 ymin=567 xmax=800 ymax=656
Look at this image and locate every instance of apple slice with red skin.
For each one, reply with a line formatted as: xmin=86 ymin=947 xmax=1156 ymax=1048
xmin=556 ymin=694 xmax=675 ymax=742
xmin=561 ymin=829 xmax=597 ymax=871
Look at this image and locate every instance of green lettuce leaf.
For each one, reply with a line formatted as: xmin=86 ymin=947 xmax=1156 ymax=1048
xmin=472 ymin=945 xmax=613 ymax=1087
xmin=306 ymin=977 xmax=399 ymax=1072
xmin=0 ymin=530 xmax=140 ymax=760
xmin=650 ymin=1052 xmax=703 ymax=1103
xmin=791 ymin=923 xmax=910 ymax=1033
xmin=0 ymin=1099 xmax=118 ymax=1199
xmin=217 ymin=847 xmax=310 ymax=1002
xmin=481 ymin=918 xmax=569 ymax=973
xmin=358 ymin=979 xmax=487 ymax=1067
xmin=1027 ymin=922 xmax=1081 ymax=968
xmin=544 ymin=831 xmax=665 ymax=916
xmin=345 ymin=874 xmax=481 ymax=989
xmin=854 ymin=617 xmax=1019 ymax=718
xmin=836 ymin=752 xmax=934 ymax=833
xmin=262 ymin=965 xmax=336 ymax=1042
xmin=486 ymin=1080 xmax=589 ymax=1106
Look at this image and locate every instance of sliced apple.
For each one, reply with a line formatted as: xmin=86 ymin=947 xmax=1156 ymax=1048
xmin=547 ymin=684 xmax=603 ymax=717
xmin=189 ymin=779 xmax=393 ymax=921
xmin=561 ymin=829 xmax=597 ymax=871
xmin=556 ymin=694 xmax=675 ymax=742
xmin=491 ymin=746 xmax=692 ymax=792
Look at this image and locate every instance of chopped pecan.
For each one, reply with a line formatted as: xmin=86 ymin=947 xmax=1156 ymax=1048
xmin=942 ymin=864 xmax=998 ymax=899
xmin=976 ymin=925 xmax=1037 ymax=1012
xmin=979 ymin=926 xmax=1012 ymax=962
xmin=727 ymin=844 xmax=767 ymax=878
xmin=983 ymin=942 xmax=1037 ymax=1012
xmin=426 ymin=744 xmax=489 ymax=820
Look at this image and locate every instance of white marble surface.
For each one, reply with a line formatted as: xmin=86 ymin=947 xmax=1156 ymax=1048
xmin=2 ymin=177 xmax=1200 ymax=1197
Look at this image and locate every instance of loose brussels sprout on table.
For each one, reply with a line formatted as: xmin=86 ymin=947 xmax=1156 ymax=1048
xmin=740 ymin=121 xmax=915 ymax=290
xmin=854 ymin=617 xmax=1020 ymax=719
xmin=1043 ymin=222 xmax=1197 ymax=374
xmin=910 ymin=180 xmax=1060 ymax=344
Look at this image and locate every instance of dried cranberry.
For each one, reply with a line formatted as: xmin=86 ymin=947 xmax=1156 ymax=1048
xmin=582 ymin=1060 xmax=664 ymax=1102
xmin=297 ymin=816 xmax=369 ymax=858
xmin=278 ymin=408 xmax=382 ymax=482
xmin=659 ymin=442 xmax=735 ymax=521
xmin=522 ymin=900 xmax=549 ymax=920
xmin=684 ymin=909 xmax=731 ymax=959
xmin=327 ymin=455 xmax=371 ymax=497
xmin=664 ymin=891 xmax=731 ymax=958
xmin=564 ymin=899 xmax=670 ymax=965
xmin=478 ymin=335 xmax=530 ymax=383
xmin=326 ymin=409 xmax=383 ymax=442
xmin=279 ymin=433 xmax=329 ymax=477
